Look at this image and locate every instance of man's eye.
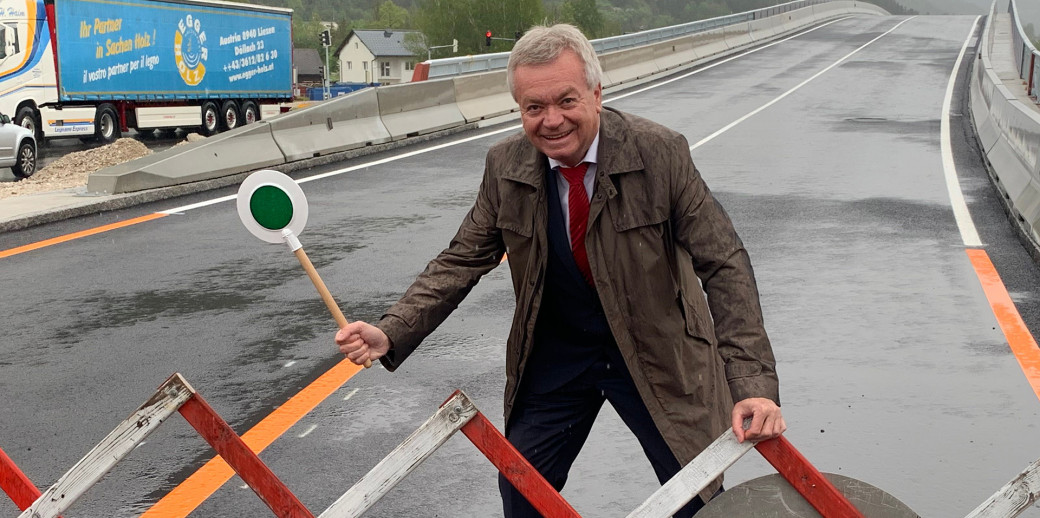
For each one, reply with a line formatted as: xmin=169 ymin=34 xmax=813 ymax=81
xmin=561 ymin=98 xmax=576 ymax=106
xmin=525 ymin=105 xmax=542 ymax=114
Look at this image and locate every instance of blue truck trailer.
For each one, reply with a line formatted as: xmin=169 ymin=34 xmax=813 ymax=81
xmin=0 ymin=0 xmax=293 ymax=143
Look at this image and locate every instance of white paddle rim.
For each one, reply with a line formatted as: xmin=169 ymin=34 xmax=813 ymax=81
xmin=236 ymin=169 xmax=309 ymax=244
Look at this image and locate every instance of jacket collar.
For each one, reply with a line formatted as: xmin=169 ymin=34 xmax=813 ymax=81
xmin=502 ymin=107 xmax=644 ymax=188
xmin=597 ymin=107 xmax=644 ymax=178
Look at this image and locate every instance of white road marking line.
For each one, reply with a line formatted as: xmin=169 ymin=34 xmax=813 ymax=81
xmin=942 ymin=17 xmax=983 ymax=247
xmin=297 ymin=424 xmax=318 ymax=438
xmin=690 ymin=17 xmax=916 ymax=151
xmin=284 ymin=360 xmax=297 ymax=368
xmin=342 ymin=388 xmax=359 ymax=401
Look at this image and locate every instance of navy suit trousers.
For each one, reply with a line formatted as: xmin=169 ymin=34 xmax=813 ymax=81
xmin=499 ymin=356 xmax=717 ymax=517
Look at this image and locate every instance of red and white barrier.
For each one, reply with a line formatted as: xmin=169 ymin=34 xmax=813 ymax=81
xmin=0 ymin=378 xmax=576 ymax=518
xmin=966 ymin=457 xmax=1040 ymax=518
xmin=4 ymin=374 xmax=313 ymax=518
xmin=628 ymin=423 xmax=864 ymax=517
xmin=0 ymin=446 xmax=43 ymax=513
xmin=5 ymin=376 xmax=1040 ymax=517
xmin=317 ymin=390 xmax=579 ymax=518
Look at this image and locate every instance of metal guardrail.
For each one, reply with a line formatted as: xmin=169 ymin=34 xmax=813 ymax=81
xmin=426 ymin=0 xmax=834 ymax=79
xmin=1008 ymin=0 xmax=1040 ymax=102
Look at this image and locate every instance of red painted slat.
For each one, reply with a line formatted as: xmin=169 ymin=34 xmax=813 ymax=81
xmin=755 ymin=436 xmax=865 ymax=518
xmin=0 ymin=447 xmax=41 ymax=511
xmin=178 ymin=394 xmax=315 ymax=518
xmin=460 ymin=412 xmax=582 ymax=518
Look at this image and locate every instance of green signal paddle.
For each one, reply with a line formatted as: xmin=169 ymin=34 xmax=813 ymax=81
xmin=237 ymin=169 xmax=371 ymax=369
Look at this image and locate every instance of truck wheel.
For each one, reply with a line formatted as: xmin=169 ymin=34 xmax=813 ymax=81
xmin=220 ymin=100 xmax=240 ymax=131
xmin=11 ymin=139 xmax=36 ymax=179
xmin=94 ymin=104 xmax=121 ymax=142
xmin=201 ymin=102 xmax=219 ymax=135
xmin=15 ymin=106 xmax=41 ymax=140
xmin=241 ymin=101 xmax=259 ymax=125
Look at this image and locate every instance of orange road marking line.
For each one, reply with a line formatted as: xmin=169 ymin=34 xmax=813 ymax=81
xmin=141 ymin=359 xmax=364 ymax=518
xmin=0 ymin=213 xmax=168 ymax=259
xmin=966 ymin=249 xmax=1040 ymax=403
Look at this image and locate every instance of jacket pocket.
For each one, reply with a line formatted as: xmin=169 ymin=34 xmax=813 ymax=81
xmin=677 ymin=290 xmax=713 ymax=343
xmin=675 ymin=290 xmax=716 ymax=398
xmin=610 ymin=200 xmax=668 ymax=234
xmin=497 ymin=185 xmax=536 ymax=241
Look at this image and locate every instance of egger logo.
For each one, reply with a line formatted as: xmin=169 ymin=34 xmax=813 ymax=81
xmin=174 ymin=14 xmax=207 ymax=85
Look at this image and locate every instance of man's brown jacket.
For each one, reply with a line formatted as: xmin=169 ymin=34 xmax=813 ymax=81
xmin=376 ymin=107 xmax=780 ymax=502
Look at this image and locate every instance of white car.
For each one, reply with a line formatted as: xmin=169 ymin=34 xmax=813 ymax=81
xmin=0 ymin=112 xmax=36 ymax=179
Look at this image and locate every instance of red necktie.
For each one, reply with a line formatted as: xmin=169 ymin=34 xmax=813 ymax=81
xmin=559 ymin=163 xmax=594 ymax=285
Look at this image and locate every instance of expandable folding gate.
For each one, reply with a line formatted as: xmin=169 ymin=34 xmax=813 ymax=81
xmin=3 ymin=373 xmax=1039 ymax=517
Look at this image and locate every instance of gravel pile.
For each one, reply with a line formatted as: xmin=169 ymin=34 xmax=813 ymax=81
xmin=0 ymin=138 xmax=151 ymax=199
xmin=0 ymin=133 xmax=206 ymax=200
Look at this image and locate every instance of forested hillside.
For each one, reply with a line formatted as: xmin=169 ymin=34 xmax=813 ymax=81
xmin=266 ymin=0 xmax=916 ymax=74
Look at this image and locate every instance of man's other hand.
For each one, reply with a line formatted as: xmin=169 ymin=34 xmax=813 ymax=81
xmin=731 ymin=397 xmax=785 ymax=443
xmin=335 ymin=321 xmax=391 ymax=366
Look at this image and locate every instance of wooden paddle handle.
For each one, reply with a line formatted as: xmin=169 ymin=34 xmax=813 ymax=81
xmin=293 ymin=247 xmax=373 ymax=369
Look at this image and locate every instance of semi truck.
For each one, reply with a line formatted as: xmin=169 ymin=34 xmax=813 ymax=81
xmin=0 ymin=0 xmax=293 ymax=143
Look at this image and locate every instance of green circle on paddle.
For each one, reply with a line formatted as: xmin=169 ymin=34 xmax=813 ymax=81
xmin=250 ymin=185 xmax=294 ymax=230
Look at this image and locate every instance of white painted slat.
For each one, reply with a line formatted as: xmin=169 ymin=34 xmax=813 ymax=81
xmin=965 ymin=457 xmax=1040 ymax=518
xmin=19 ymin=374 xmax=196 ymax=518
xmin=318 ymin=392 xmax=478 ymax=518
xmin=626 ymin=428 xmax=754 ymax=518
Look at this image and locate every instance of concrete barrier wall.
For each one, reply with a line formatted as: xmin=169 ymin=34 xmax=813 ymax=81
xmin=651 ymin=35 xmax=704 ymax=71
xmin=601 ymin=44 xmax=662 ymax=85
xmin=969 ymin=9 xmax=1040 ymax=245
xmin=722 ymin=22 xmax=754 ymax=49
xmin=453 ymin=70 xmax=517 ymax=122
xmin=811 ymin=2 xmax=844 ymax=18
xmin=971 ymin=65 xmax=1001 ymax=152
xmin=268 ymin=88 xmax=392 ymax=162
xmin=376 ymin=78 xmax=466 ymax=139
xmin=827 ymin=1 xmax=890 ymax=17
xmin=88 ymin=1 xmax=890 ymax=194
xmin=689 ymin=28 xmax=732 ymax=60
xmin=747 ymin=15 xmax=781 ymax=41
xmin=86 ymin=121 xmax=287 ymax=194
xmin=782 ymin=8 xmax=817 ymax=33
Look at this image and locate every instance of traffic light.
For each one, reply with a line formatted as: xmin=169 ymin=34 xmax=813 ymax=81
xmin=318 ymin=65 xmax=325 ymax=77
xmin=485 ymin=30 xmax=492 ymax=47
xmin=319 ymin=30 xmax=331 ymax=47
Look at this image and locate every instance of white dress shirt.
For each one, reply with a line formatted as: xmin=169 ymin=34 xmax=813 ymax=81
xmin=547 ymin=134 xmax=600 ymax=238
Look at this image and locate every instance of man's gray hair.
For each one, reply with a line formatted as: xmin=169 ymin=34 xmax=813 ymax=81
xmin=507 ymin=24 xmax=602 ymax=99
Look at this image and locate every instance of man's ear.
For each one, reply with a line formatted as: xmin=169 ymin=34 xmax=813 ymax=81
xmin=594 ymin=84 xmax=602 ymax=112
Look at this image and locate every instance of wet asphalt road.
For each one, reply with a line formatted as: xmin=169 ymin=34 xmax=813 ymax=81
xmin=3 ymin=14 xmax=1040 ymax=517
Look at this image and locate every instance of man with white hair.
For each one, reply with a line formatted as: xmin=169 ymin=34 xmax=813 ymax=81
xmin=337 ymin=23 xmax=784 ymax=517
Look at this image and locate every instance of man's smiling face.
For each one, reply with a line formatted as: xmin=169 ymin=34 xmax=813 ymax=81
xmin=512 ymin=49 xmax=602 ymax=167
